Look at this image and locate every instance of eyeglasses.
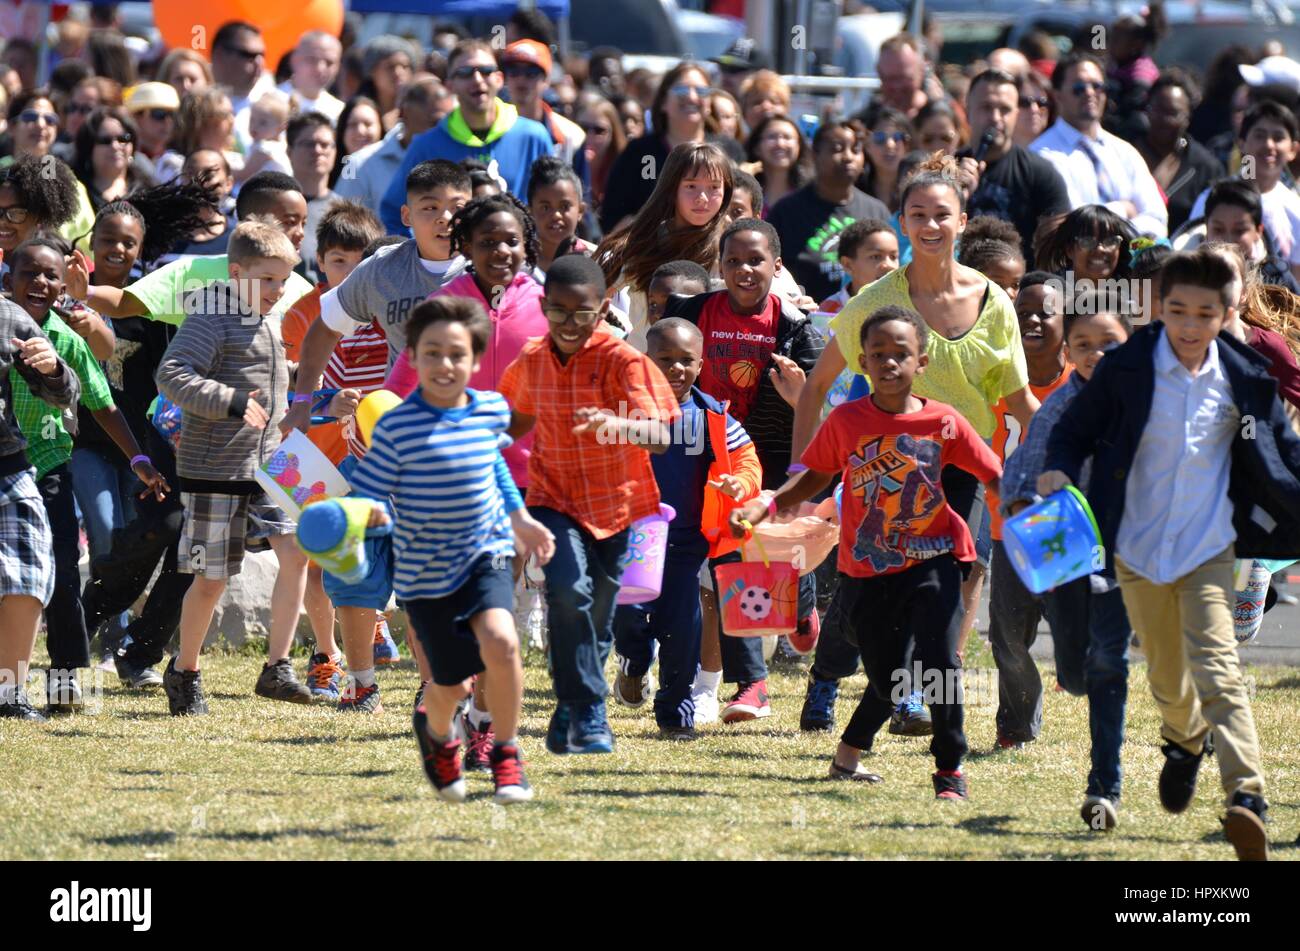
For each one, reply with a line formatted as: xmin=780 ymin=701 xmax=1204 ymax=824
xmin=19 ymin=110 xmax=59 ymax=126
xmin=1073 ymin=235 xmax=1123 ymax=252
xmin=144 ymin=109 xmax=176 ymax=122
xmin=504 ymin=64 xmax=545 ymax=80
xmin=671 ymin=84 xmax=710 ymax=100
xmin=0 ymin=205 xmax=31 ymax=224
xmin=66 ymin=102 xmax=97 ymax=115
xmin=220 ymin=45 xmax=264 ymax=61
xmin=95 ymin=133 xmax=134 ymax=146
xmin=450 ymin=65 xmax=499 ymax=81
xmin=1070 ymin=81 xmax=1105 ymax=96
xmin=543 ymin=305 xmax=602 ymax=327
xmin=1019 ymin=95 xmax=1049 ymax=109
xmin=871 ymin=130 xmax=909 ymax=145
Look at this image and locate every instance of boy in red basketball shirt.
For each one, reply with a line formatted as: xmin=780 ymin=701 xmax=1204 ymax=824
xmin=500 ymin=255 xmax=681 ymax=754
xmin=731 ymin=305 xmax=1001 ymax=800
xmin=665 ymin=217 xmax=824 ymax=720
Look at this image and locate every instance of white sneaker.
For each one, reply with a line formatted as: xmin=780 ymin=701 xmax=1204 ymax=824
xmin=691 ymin=681 xmax=720 ymax=725
xmin=612 ymin=666 xmax=654 ymax=708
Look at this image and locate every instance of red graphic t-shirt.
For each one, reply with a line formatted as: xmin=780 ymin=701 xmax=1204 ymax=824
xmin=802 ymin=396 xmax=1003 ymax=578
xmin=696 ymin=292 xmax=779 ymax=422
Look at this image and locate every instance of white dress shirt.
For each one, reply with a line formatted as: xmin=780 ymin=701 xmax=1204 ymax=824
xmin=278 ymin=81 xmax=344 ymax=123
xmin=1030 ymin=117 xmax=1169 ymax=238
xmin=1116 ymin=328 xmax=1238 ymax=584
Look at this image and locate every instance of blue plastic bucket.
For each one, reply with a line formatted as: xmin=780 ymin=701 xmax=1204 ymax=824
xmin=1003 ymin=486 xmax=1101 ymax=594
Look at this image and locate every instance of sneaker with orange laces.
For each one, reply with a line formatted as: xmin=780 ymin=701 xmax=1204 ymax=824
xmin=338 ymin=679 xmax=383 ymax=714
xmin=413 ymin=702 xmax=467 ymax=802
xmin=490 ymin=743 xmax=534 ymax=804
xmin=307 ymin=653 xmax=343 ymax=703
xmin=788 ymin=610 xmax=821 ymax=655
xmin=721 ymin=680 xmax=772 ymax=723
xmin=462 ymin=711 xmax=495 ymax=772
xmin=373 ymin=618 xmax=401 ymax=665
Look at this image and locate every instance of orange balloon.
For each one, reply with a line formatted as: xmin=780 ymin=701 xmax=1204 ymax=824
xmin=152 ymin=0 xmax=345 ymax=77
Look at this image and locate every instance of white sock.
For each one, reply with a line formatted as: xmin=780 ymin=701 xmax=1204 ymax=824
xmin=353 ymin=667 xmax=375 ymax=688
xmin=695 ymin=669 xmax=721 ymax=693
xmin=467 ymin=697 xmax=491 ymax=729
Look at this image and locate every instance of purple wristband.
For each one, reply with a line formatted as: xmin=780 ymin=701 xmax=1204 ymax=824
xmin=292 ymin=393 xmax=312 ymax=405
xmin=130 ymin=454 xmax=150 ymax=468
xmin=786 ymin=463 xmax=808 ymax=475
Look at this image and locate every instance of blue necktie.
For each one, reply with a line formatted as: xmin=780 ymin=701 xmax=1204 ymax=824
xmin=1081 ymin=137 xmax=1117 ymax=205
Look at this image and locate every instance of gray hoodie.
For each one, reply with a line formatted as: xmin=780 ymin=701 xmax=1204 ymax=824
xmin=0 ymin=296 xmax=80 ymax=477
xmin=155 ymin=283 xmax=290 ymax=491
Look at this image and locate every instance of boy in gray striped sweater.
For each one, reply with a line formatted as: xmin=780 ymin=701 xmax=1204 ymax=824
xmin=155 ymin=220 xmax=317 ymax=716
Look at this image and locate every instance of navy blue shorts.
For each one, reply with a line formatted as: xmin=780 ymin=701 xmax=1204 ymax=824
xmin=404 ymin=552 xmax=515 ymax=686
xmin=321 ymin=533 xmax=394 ymax=610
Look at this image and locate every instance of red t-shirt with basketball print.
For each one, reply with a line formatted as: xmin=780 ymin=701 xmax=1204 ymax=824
xmin=802 ymin=396 xmax=1002 ymax=578
xmin=696 ymin=292 xmax=779 ymax=422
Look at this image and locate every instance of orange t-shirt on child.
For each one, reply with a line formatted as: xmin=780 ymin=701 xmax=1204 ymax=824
xmin=987 ymin=364 xmax=1073 ymax=540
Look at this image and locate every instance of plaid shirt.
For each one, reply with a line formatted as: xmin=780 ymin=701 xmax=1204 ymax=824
xmin=499 ymin=329 xmax=680 ymax=539
xmin=11 ymin=311 xmax=114 ymax=478
xmin=1000 ymin=372 xmax=1090 ymax=517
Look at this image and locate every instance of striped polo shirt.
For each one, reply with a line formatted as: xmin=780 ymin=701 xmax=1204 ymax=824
xmin=348 ymin=387 xmax=519 ymax=600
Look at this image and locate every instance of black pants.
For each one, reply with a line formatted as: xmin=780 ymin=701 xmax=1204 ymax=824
xmin=40 ymin=464 xmax=89 ymax=670
xmin=839 ymin=555 xmax=968 ymax=771
xmin=81 ymin=427 xmax=191 ymax=667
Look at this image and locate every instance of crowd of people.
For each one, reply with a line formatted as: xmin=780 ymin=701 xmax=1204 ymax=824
xmin=0 ymin=2 xmax=1298 ymax=859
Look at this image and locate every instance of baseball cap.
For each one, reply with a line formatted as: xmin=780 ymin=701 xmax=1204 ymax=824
xmin=501 ymin=39 xmax=553 ymax=76
xmin=1240 ymin=56 xmax=1300 ymax=94
xmin=124 ymin=81 xmax=180 ymax=114
xmin=712 ymin=37 xmax=769 ymax=73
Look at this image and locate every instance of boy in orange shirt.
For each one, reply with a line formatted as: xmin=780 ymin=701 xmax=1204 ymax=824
xmin=280 ymin=202 xmax=386 ymax=700
xmin=499 ymin=255 xmax=680 ymax=754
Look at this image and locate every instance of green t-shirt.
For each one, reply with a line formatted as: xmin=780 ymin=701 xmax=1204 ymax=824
xmin=11 ymin=311 xmax=114 ymax=478
xmin=124 ymin=255 xmax=314 ymax=327
xmin=828 ymin=266 xmax=1029 ymax=438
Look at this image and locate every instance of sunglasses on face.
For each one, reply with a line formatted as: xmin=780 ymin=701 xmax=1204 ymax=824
xmin=66 ymin=102 xmax=97 ymax=115
xmin=543 ymin=305 xmax=602 ymax=327
xmin=221 ymin=45 xmax=264 ymax=61
xmin=0 ymin=205 xmax=31 ymax=224
xmin=144 ymin=109 xmax=175 ymax=122
xmin=96 ymin=133 xmax=134 ymax=146
xmin=451 ymin=65 xmax=499 ymax=81
xmin=19 ymin=110 xmax=58 ymax=126
xmin=871 ymin=130 xmax=909 ymax=145
xmin=1070 ymin=81 xmax=1105 ymax=96
xmin=1074 ymin=234 xmax=1123 ymax=252
xmin=671 ymin=84 xmax=710 ymax=100
xmin=1019 ymin=95 xmax=1049 ymax=109
xmin=504 ymin=64 xmax=545 ymax=80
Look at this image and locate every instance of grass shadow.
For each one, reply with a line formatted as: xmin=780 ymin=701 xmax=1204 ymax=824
xmin=566 ymin=787 xmax=716 ymax=799
xmin=85 ymin=830 xmax=178 ymax=847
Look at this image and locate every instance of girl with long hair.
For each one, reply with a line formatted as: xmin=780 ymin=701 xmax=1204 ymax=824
xmin=745 ymin=114 xmax=811 ymax=215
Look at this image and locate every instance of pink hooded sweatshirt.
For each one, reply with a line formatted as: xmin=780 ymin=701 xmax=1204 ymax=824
xmin=385 ymin=269 xmax=548 ymax=486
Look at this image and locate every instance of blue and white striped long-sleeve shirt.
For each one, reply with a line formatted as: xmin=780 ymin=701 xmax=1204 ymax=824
xmin=349 ymin=388 xmax=522 ymax=600
xmin=1000 ymin=372 xmax=1091 ymax=517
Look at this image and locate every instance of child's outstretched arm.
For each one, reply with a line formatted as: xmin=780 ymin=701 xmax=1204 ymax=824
xmin=728 ymin=467 xmax=836 ymax=537
xmin=791 ymin=343 xmax=847 ymax=462
xmin=572 ymin=407 xmax=671 ymax=454
xmin=88 ymin=405 xmax=170 ymax=501
xmin=64 ymin=253 xmax=145 ymax=320
xmin=281 ymin=316 xmax=345 ymax=435
xmin=1041 ymin=358 xmax=1121 ymax=497
xmin=492 ymin=449 xmax=554 ymax=565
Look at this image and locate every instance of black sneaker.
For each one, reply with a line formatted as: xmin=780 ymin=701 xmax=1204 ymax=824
xmin=1222 ymin=792 xmax=1269 ymax=862
xmin=799 ymin=675 xmax=839 ymax=732
xmin=254 ymin=658 xmax=312 ymax=704
xmin=412 ymin=701 xmax=466 ymax=802
xmin=1158 ymin=740 xmax=1207 ymax=813
xmin=933 ymin=769 xmax=968 ymax=800
xmin=490 ymin=743 xmax=534 ymax=804
xmin=0 ymin=690 xmax=47 ymax=721
xmin=115 ymin=652 xmax=163 ymax=690
xmin=163 ymin=657 xmax=209 ymax=716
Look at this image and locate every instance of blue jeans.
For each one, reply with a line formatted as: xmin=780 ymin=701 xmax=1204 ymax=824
xmin=70 ymin=446 xmax=137 ymax=644
xmin=531 ymin=507 xmax=629 ymax=706
xmin=614 ymin=536 xmax=708 ymax=728
xmin=1043 ymin=577 xmax=1132 ymax=801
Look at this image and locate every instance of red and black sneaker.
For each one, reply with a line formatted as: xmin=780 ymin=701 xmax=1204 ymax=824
xmin=413 ymin=702 xmax=467 ymax=803
xmin=462 ymin=712 xmax=495 ymax=773
xmin=933 ymin=769 xmax=968 ymax=801
xmin=721 ymin=680 xmax=772 ymax=723
xmin=788 ymin=610 xmax=821 ymax=656
xmin=490 ymin=743 xmax=535 ymax=804
xmin=338 ymin=680 xmax=383 ymax=714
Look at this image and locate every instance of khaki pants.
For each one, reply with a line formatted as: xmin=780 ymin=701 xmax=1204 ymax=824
xmin=1115 ymin=545 xmax=1264 ymax=804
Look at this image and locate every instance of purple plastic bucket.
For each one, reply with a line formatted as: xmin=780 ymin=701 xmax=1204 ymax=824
xmin=616 ymin=503 xmax=676 ymax=605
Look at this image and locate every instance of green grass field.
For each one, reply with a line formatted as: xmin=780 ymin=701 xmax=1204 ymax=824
xmin=3 ymin=636 xmax=1297 ymax=861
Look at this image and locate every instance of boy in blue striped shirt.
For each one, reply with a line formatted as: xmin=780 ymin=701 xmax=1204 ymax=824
xmin=350 ymin=297 xmax=555 ymax=805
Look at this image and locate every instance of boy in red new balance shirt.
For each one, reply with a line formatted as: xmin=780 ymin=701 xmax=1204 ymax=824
xmin=731 ymin=305 xmax=1001 ymax=800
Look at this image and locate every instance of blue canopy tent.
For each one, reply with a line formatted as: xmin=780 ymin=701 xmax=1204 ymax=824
xmin=348 ymin=0 xmax=568 ymax=15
